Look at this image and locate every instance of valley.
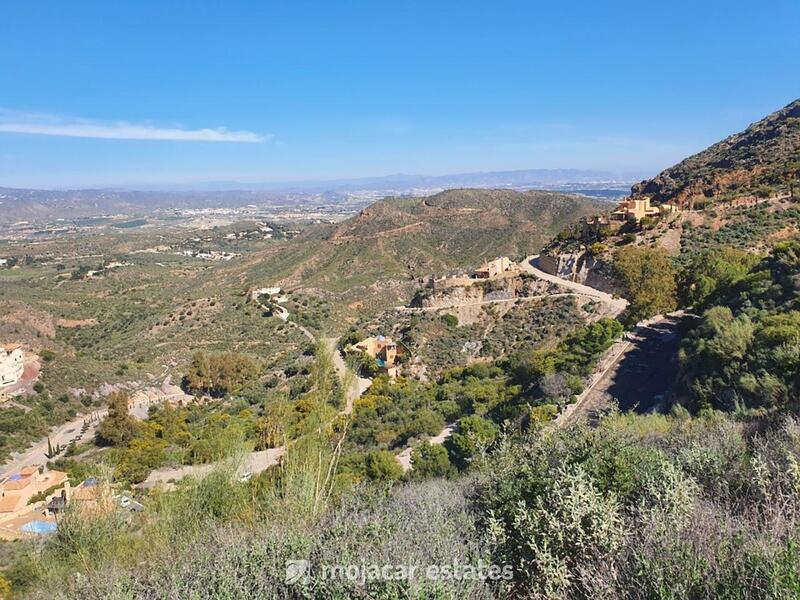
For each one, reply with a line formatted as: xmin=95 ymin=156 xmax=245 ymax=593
xmin=0 ymin=98 xmax=799 ymax=599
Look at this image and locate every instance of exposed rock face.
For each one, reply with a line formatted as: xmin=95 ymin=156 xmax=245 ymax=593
xmin=631 ymin=98 xmax=800 ymax=206
xmin=538 ymin=252 xmax=619 ymax=294
xmin=413 ymin=274 xmax=557 ymax=309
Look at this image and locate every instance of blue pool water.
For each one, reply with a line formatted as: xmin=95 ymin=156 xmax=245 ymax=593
xmin=21 ymin=520 xmax=58 ymax=534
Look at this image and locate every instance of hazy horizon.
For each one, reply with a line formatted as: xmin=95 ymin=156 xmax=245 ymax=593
xmin=0 ymin=167 xmax=651 ymax=193
xmin=1 ymin=1 xmax=798 ymax=188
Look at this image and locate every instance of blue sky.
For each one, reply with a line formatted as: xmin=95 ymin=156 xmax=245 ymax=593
xmin=1 ymin=0 xmax=798 ymax=188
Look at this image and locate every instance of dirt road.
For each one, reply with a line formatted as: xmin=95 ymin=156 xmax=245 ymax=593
xmin=141 ymin=338 xmax=371 ymax=488
xmin=323 ymin=337 xmax=371 ymax=415
xmin=395 ymin=423 xmax=455 ymax=472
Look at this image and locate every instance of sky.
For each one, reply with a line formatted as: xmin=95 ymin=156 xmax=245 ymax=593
xmin=0 ymin=0 xmax=798 ymax=189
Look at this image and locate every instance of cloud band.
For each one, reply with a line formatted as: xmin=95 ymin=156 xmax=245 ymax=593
xmin=0 ymin=110 xmax=265 ymax=142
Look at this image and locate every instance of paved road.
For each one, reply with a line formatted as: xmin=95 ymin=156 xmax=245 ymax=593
xmin=0 ymin=409 xmax=106 ymax=478
xmin=521 ymin=255 xmax=628 ymax=316
xmin=1 ymin=379 xmax=189 ymax=478
xmin=574 ymin=315 xmax=683 ymax=418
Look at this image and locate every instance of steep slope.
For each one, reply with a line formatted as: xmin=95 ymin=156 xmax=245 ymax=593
xmin=632 ymin=98 xmax=800 ymax=205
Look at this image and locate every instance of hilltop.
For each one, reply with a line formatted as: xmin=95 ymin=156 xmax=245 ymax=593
xmin=632 ymin=98 xmax=800 ymax=206
xmin=251 ymin=188 xmax=608 ymax=294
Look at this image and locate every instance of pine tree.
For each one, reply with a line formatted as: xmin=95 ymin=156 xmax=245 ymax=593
xmin=96 ymin=391 xmax=138 ymax=447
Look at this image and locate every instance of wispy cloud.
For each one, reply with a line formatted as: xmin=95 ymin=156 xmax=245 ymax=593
xmin=0 ymin=109 xmax=266 ymax=142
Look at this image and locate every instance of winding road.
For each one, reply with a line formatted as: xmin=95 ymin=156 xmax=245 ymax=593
xmin=0 ymin=377 xmax=187 ymax=478
xmin=521 ymin=255 xmax=628 ymax=316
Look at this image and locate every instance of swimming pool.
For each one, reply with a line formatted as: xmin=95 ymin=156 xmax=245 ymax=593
xmin=21 ymin=520 xmax=58 ymax=534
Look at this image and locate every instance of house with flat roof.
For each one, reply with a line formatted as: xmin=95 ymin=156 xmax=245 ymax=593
xmin=0 ymin=467 xmax=67 ymax=516
xmin=349 ymin=335 xmax=402 ymax=378
xmin=474 ymin=257 xmax=516 ymax=279
xmin=0 ymin=345 xmax=23 ymax=386
xmin=611 ymin=197 xmax=660 ymax=223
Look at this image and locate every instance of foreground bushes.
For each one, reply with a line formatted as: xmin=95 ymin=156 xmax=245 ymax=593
xmin=678 ymin=239 xmax=800 ymax=411
xmin=11 ymin=411 xmax=800 ymax=599
xmin=476 ymin=412 xmax=800 ymax=598
xmin=23 ymin=479 xmax=493 ymax=600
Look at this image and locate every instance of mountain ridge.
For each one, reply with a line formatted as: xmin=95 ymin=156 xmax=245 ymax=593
xmin=632 ymin=98 xmax=800 ymax=205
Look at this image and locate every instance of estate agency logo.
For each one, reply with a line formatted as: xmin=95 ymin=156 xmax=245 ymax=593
xmin=284 ymin=559 xmax=310 ymax=585
xmin=285 ymin=559 xmax=512 ymax=586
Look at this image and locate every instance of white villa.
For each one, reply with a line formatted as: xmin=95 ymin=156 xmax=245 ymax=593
xmin=0 ymin=345 xmax=24 ymax=386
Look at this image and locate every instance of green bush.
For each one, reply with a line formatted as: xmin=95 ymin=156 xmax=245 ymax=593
xmin=410 ymin=442 xmax=454 ymax=479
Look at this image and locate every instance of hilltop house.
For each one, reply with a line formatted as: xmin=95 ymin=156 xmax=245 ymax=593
xmin=0 ymin=345 xmax=24 ymax=386
xmin=349 ymin=335 xmax=402 ymax=378
xmin=474 ymin=257 xmax=516 ymax=279
xmin=611 ymin=197 xmax=660 ymax=223
xmin=0 ymin=467 xmax=67 ymax=515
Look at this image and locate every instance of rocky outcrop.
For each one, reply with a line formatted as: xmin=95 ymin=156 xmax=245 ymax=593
xmin=538 ymin=252 xmax=619 ymax=295
xmin=413 ymin=274 xmax=557 ymax=309
xmin=631 ymin=98 xmax=800 ymax=205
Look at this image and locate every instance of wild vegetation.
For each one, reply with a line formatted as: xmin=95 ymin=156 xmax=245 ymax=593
xmin=677 ymin=240 xmax=800 ymax=412
xmin=8 ymin=408 xmax=800 ymax=600
xmin=340 ymin=317 xmax=623 ymax=483
xmin=2 ymin=101 xmax=800 ymax=598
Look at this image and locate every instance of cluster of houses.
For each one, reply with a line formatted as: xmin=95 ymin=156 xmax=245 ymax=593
xmin=0 ymin=465 xmax=141 ymax=540
xmin=181 ymin=249 xmax=240 ymax=261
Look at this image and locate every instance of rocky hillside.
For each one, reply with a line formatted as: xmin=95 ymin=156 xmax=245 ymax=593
xmin=632 ymin=98 xmax=800 ymax=206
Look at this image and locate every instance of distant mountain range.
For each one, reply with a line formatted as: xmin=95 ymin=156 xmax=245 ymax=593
xmin=633 ymin=98 xmax=800 ymax=205
xmin=0 ymin=168 xmax=640 ymax=223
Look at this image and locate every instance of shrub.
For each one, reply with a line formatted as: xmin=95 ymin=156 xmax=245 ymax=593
xmin=446 ymin=415 xmax=498 ymax=470
xmin=440 ymin=313 xmax=459 ymax=328
xmin=615 ymin=246 xmax=677 ymax=323
xmin=410 ymin=442 xmax=454 ymax=479
xmin=95 ymin=392 xmax=137 ymax=447
xmin=364 ymin=450 xmax=404 ymax=481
